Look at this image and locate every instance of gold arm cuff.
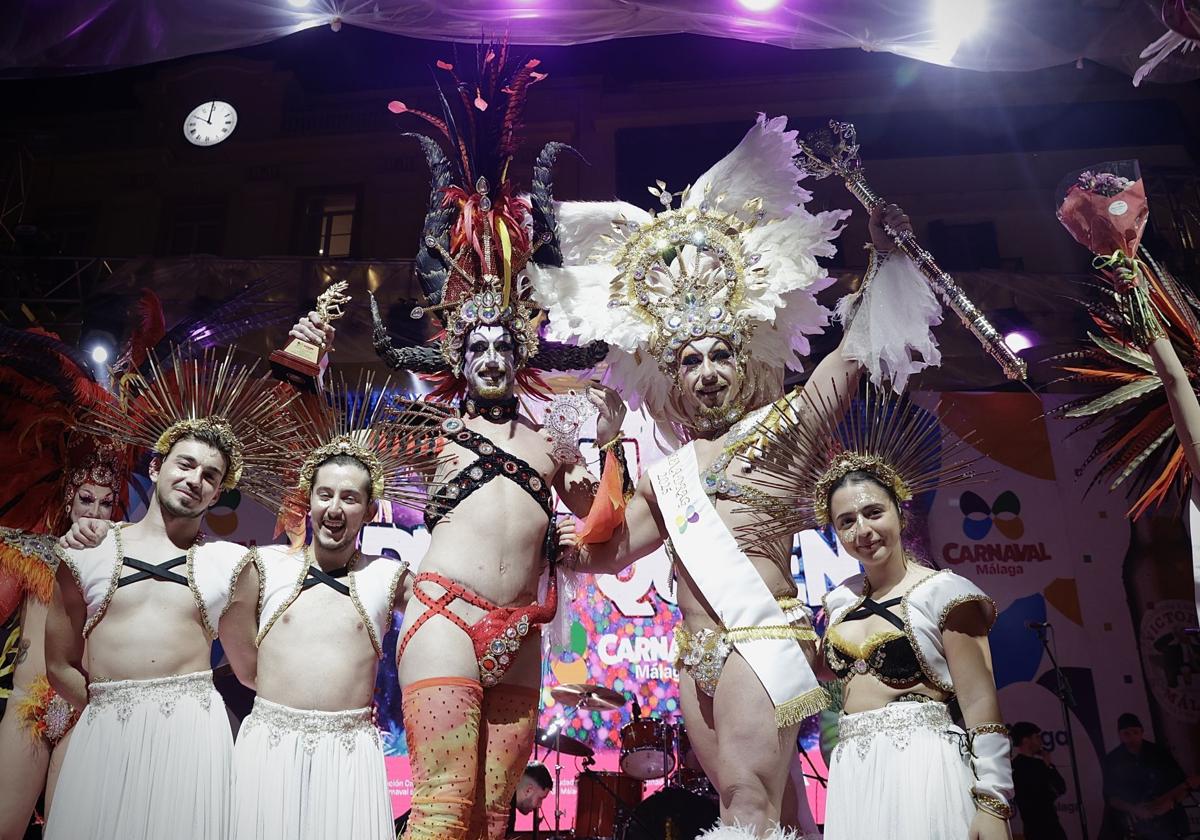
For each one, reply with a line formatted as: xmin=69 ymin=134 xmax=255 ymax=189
xmin=599 ymin=435 xmax=623 ymax=452
xmin=972 ymin=792 xmax=1014 ymax=820
xmin=968 ymin=722 xmax=1009 ymax=737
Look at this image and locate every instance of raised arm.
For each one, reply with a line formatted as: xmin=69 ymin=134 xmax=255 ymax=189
xmin=45 ymin=560 xmax=88 ymax=710
xmin=217 ymin=555 xmax=260 ymax=690
xmin=1146 ymin=335 xmax=1200 ymax=480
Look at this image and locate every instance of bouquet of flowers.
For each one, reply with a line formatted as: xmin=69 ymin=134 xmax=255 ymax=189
xmin=1056 ymin=160 xmax=1149 ymax=266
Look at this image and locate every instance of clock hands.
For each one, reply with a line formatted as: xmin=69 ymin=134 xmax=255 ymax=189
xmin=205 ymin=101 xmax=215 ymax=125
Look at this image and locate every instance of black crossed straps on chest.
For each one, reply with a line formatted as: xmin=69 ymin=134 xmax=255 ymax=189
xmin=301 ymin=563 xmax=351 ymax=596
xmin=424 ymin=423 xmax=553 ymax=532
xmin=842 ymin=596 xmax=906 ymax=631
xmin=117 ymin=555 xmax=189 ymax=587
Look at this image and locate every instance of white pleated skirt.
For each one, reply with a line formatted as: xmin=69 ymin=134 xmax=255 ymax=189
xmin=232 ymin=697 xmax=393 ymax=840
xmin=44 ymin=670 xmax=232 ymax=840
xmin=823 ymin=701 xmax=975 ymax=840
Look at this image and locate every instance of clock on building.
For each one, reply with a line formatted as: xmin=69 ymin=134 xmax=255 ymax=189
xmin=183 ymin=100 xmax=237 ymax=146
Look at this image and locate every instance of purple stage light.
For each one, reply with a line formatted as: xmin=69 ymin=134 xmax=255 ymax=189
xmin=1003 ymin=331 xmax=1033 ymax=353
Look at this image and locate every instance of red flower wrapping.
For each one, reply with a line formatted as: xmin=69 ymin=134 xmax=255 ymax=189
xmin=1057 ymin=179 xmax=1149 ymax=260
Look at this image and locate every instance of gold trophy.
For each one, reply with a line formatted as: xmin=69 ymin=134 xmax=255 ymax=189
xmin=270 ymin=280 xmax=352 ymax=391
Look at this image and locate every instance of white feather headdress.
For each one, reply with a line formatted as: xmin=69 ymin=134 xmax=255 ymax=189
xmin=528 ymin=114 xmax=850 ymax=429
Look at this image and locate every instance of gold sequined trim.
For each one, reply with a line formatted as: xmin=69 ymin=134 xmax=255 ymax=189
xmin=220 ymin=547 xmax=259 ymax=621
xmin=54 ymin=542 xmax=84 ymax=598
xmin=826 ymin=627 xmax=905 ymax=661
xmin=382 ymin=560 xmax=410 ymax=639
xmin=938 ymin=593 xmax=998 ymax=633
xmin=255 ymin=547 xmax=310 ymax=648
xmin=969 ymin=722 xmax=1009 ymax=737
xmin=82 ymin=523 xmax=130 ymax=639
xmin=185 ymin=539 xmax=213 ymax=639
xmin=345 ymin=553 xmax=379 ymax=657
xmin=725 ymin=625 xmax=818 ymax=643
xmin=253 ymin=547 xmax=267 ymax=625
xmin=899 ymin=570 xmax=955 ymax=694
xmin=776 ymin=685 xmax=831 ymax=727
xmin=971 ymin=791 xmax=1013 ymax=820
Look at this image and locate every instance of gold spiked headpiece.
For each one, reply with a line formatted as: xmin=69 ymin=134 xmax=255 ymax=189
xmin=78 ymin=345 xmax=300 ymax=491
xmin=250 ymin=372 xmax=447 ymax=518
xmin=736 ymin=382 xmax=982 ymax=547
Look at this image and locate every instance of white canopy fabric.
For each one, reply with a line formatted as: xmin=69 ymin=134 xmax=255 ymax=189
xmin=2 ymin=0 xmax=1197 ymax=84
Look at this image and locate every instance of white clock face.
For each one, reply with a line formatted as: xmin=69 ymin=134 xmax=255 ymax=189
xmin=184 ymin=101 xmax=238 ymax=147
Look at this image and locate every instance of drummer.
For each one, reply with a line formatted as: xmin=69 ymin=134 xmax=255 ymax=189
xmin=506 ymin=764 xmax=553 ymax=836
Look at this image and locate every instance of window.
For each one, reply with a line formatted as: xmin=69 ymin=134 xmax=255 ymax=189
xmin=299 ymin=191 xmax=359 ymax=258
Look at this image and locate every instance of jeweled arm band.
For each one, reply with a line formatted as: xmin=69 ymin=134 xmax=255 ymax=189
xmin=968 ymin=726 xmax=1014 ymax=819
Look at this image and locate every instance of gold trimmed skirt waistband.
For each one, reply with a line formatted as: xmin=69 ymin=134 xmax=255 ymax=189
xmin=242 ymin=697 xmax=377 ymax=753
xmin=86 ymin=669 xmax=216 ymax=723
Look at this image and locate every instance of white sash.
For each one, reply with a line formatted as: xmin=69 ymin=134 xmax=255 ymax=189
xmin=650 ymin=443 xmax=828 ymax=726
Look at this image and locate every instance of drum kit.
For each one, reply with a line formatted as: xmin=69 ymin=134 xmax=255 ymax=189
xmin=530 ymin=683 xmax=719 ymax=840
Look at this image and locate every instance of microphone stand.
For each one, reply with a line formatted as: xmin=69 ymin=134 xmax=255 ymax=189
xmin=1035 ymin=624 xmax=1088 ymax=840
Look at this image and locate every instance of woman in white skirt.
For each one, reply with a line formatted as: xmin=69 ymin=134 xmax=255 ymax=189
xmin=740 ymin=387 xmax=1014 ymax=840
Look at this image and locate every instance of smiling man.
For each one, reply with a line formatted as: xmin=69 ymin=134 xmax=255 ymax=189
xmin=219 ymin=379 xmax=428 ymax=840
xmin=536 ymin=115 xmax=943 ymax=839
xmin=43 ymin=348 xmax=289 ymax=840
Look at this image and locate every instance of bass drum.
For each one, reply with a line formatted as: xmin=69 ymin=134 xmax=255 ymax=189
xmin=623 ymin=787 xmax=719 ymax=840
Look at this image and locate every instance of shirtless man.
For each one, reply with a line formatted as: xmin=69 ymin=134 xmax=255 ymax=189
xmin=220 ymin=415 xmax=414 ymax=840
xmin=44 ymin=422 xmax=255 ymax=840
xmin=537 ymin=115 xmax=939 ymax=839
xmin=292 ymin=309 xmax=624 ymax=840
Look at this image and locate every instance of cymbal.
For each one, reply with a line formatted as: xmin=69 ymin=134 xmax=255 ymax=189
xmin=551 ymin=683 xmax=626 ymax=711
xmin=535 ymin=728 xmax=594 ymax=758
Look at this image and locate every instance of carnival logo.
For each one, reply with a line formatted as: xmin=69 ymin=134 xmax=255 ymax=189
xmin=944 ymin=489 xmax=1050 ymax=575
xmin=675 ymin=504 xmax=700 ymax=534
xmin=960 ymin=490 xmax=1024 ymax=540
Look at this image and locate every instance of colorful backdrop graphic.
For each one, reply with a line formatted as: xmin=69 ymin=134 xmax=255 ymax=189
xmin=194 ymin=392 xmax=1199 ymax=836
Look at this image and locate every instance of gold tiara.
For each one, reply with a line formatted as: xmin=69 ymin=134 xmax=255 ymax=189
xmin=249 ymin=372 xmax=447 ymax=517
xmin=736 ymin=381 xmax=983 ymax=546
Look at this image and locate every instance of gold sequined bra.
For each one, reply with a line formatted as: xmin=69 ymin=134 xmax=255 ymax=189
xmin=825 ymin=596 xmax=923 ymax=686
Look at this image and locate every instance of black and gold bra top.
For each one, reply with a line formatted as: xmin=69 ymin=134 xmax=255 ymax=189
xmin=825 ymin=595 xmax=923 ymax=687
xmin=424 ymin=417 xmax=554 ymax=534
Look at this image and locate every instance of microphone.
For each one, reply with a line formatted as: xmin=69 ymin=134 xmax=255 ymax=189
xmin=1025 ymin=620 xmax=1051 ymax=630
xmin=631 ymin=697 xmax=642 ymax=720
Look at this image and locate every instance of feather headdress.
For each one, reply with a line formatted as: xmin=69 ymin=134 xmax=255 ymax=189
xmin=527 ymin=114 xmax=851 ymax=433
xmin=372 ymin=40 xmax=607 ymax=399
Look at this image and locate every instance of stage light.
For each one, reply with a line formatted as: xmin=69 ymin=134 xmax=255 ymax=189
xmin=931 ymin=0 xmax=986 ymax=59
xmin=738 ymin=0 xmax=782 ymax=11
xmin=1003 ymin=331 xmax=1033 ymax=353
xmin=286 ymin=0 xmax=311 ymax=8
xmin=90 ymin=344 xmax=110 ymax=364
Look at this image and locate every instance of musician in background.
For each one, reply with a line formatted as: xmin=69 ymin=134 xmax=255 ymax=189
xmin=1101 ymin=713 xmax=1198 ymax=840
xmin=1010 ymin=721 xmax=1067 ymax=840
xmin=505 ymin=763 xmax=553 ymax=838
